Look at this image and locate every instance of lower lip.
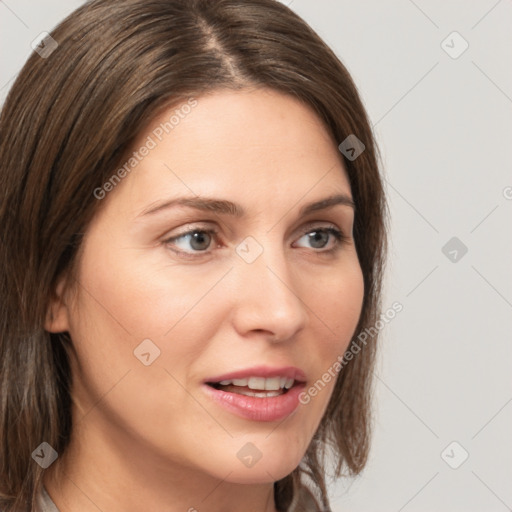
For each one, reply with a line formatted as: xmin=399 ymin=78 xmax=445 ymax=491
xmin=202 ymin=383 xmax=306 ymax=422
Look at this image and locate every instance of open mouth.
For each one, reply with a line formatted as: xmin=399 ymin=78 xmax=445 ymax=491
xmin=203 ymin=368 xmax=307 ymax=421
xmin=206 ymin=376 xmax=296 ymax=398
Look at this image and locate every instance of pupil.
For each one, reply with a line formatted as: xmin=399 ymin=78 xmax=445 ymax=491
xmin=309 ymin=231 xmax=327 ymax=249
xmin=191 ymin=231 xmax=210 ymax=250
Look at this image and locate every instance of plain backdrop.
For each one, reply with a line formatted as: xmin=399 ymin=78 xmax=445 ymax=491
xmin=1 ymin=1 xmax=511 ymax=511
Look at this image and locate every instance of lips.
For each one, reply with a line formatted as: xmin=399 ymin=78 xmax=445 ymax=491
xmin=202 ymin=366 xmax=307 ymax=422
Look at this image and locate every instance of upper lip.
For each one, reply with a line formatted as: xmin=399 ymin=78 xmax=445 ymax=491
xmin=204 ymin=365 xmax=307 ymax=384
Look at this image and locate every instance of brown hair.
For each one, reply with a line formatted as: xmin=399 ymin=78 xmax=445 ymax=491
xmin=0 ymin=0 xmax=387 ymax=510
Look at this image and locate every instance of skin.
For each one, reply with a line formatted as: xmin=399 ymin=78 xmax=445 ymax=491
xmin=45 ymin=87 xmax=364 ymax=512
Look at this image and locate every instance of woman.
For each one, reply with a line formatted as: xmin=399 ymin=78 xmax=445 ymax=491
xmin=0 ymin=0 xmax=387 ymax=510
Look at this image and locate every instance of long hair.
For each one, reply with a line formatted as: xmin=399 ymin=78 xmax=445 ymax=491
xmin=0 ymin=1 xmax=388 ymax=510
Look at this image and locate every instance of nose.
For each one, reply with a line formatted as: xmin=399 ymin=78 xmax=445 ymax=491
xmin=230 ymin=239 xmax=308 ymax=342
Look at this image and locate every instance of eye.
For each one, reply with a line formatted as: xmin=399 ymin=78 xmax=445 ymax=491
xmin=293 ymin=226 xmax=348 ymax=253
xmin=164 ymin=228 xmax=218 ymax=255
xmin=163 ymin=224 xmax=349 ymax=259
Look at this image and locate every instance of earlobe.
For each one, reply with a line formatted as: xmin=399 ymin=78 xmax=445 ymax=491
xmin=44 ymin=278 xmax=71 ymax=333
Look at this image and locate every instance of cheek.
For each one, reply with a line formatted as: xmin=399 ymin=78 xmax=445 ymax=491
xmin=81 ymin=239 xmax=232 ymax=338
xmin=299 ymin=262 xmax=364 ymax=407
xmin=310 ymin=259 xmax=364 ymax=347
xmin=67 ymin=248 xmax=230 ymax=400
xmin=332 ymin=269 xmax=365 ymax=346
xmin=66 ymin=260 xmax=230 ymax=453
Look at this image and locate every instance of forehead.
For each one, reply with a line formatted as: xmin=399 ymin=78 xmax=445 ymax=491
xmin=105 ymin=88 xmax=351 ymax=213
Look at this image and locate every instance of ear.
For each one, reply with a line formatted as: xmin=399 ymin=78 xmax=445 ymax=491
xmin=44 ymin=277 xmax=71 ymax=333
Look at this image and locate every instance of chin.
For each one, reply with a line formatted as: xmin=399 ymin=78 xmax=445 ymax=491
xmin=213 ymin=437 xmax=307 ymax=485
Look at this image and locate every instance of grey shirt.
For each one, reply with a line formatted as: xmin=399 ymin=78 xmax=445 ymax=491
xmin=37 ymin=487 xmax=60 ymax=512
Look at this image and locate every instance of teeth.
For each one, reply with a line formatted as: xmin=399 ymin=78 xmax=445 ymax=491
xmin=248 ymin=377 xmax=266 ymax=390
xmin=264 ymin=377 xmax=281 ymax=391
xmin=214 ymin=376 xmax=296 ymax=390
xmin=284 ymin=378 xmax=294 ymax=389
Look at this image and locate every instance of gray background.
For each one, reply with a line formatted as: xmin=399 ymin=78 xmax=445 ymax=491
xmin=1 ymin=1 xmax=511 ymax=510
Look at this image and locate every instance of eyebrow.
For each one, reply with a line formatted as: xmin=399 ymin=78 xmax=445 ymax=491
xmin=137 ymin=193 xmax=355 ymax=218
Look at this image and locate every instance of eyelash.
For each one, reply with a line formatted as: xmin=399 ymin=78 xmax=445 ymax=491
xmin=163 ymin=224 xmax=350 ymax=259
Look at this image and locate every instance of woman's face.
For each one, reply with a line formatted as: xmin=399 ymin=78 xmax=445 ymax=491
xmin=51 ymin=88 xmax=364 ymax=484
